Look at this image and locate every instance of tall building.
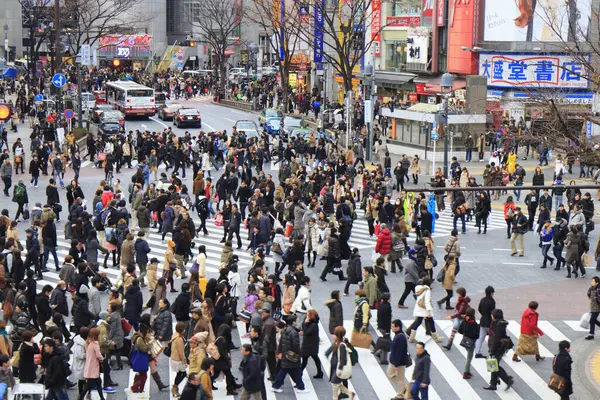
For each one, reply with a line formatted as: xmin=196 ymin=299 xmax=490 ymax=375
xmin=0 ymin=0 xmax=23 ymax=62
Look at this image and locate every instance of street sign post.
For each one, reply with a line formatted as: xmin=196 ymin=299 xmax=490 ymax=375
xmin=64 ymin=109 xmax=74 ymax=132
xmin=431 ymin=121 xmax=438 ymax=173
xmin=34 ymin=94 xmax=43 ymax=102
xmin=52 ymin=73 xmax=66 ymax=88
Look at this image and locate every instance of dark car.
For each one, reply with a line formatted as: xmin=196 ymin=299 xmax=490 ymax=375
xmin=174 ymin=108 xmax=202 ymax=128
xmin=158 ymin=103 xmax=184 ymax=120
xmin=98 ymin=121 xmax=121 ymax=138
xmin=91 ymin=104 xmax=114 ymax=123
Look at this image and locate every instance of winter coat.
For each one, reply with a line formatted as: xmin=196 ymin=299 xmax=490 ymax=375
xmin=71 ymin=334 xmax=86 ymax=381
xmin=301 ymin=318 xmax=320 ymax=357
xmin=489 ymin=319 xmax=509 ymax=355
xmin=291 ymin=285 xmax=312 ymax=314
xmin=389 ymin=332 xmax=409 ymax=367
xmin=402 ymin=257 xmax=422 ymax=285
xmin=564 ymin=231 xmax=580 ymax=264
xmin=520 ymin=308 xmax=544 ymax=336
xmin=346 ymin=254 xmax=362 ymax=284
xmin=153 ymin=307 xmax=173 ymax=341
xmin=450 ymin=296 xmax=471 ymax=319
xmin=108 ymin=311 xmax=124 ymax=348
xmin=324 ymin=299 xmax=343 ymax=334
xmin=50 ymin=288 xmax=68 ymax=317
xmin=83 ymin=341 xmax=104 ymax=379
xmin=412 ymin=350 xmax=431 ymax=385
xmin=120 ymin=238 xmax=135 ymax=266
xmin=135 ymin=238 xmax=151 ymax=265
xmin=553 ymin=350 xmax=573 ymax=396
xmin=72 ymin=295 xmax=95 ymax=328
xmin=327 ymin=235 xmax=341 ymax=259
xmin=375 ymin=228 xmax=392 ymax=255
xmin=363 ymin=274 xmax=378 ymax=306
xmin=278 ymin=325 xmax=301 ymax=368
xmin=124 ymin=285 xmax=143 ymax=325
xmin=444 ymin=236 xmax=461 ymax=258
xmin=413 ymin=285 xmax=433 ymax=318
xmin=377 ymin=301 xmax=392 ymax=333
xmin=478 ymin=295 xmax=496 ymax=328
xmin=389 ymin=231 xmax=404 ymax=261
xmin=441 ymin=259 xmax=457 ymax=291
xmin=271 ymin=233 xmax=287 ymax=264
xmin=85 ymin=238 xmax=107 ymax=266
xmin=304 ymin=223 xmax=320 ymax=252
xmin=18 ymin=341 xmax=39 ymax=383
xmin=375 ymin=265 xmax=389 ymax=295
xmin=588 ymin=284 xmax=600 ymax=313
xmin=241 ymin=353 xmax=263 ymax=394
xmin=293 ymin=203 xmax=307 ymax=232
xmin=136 ymin=205 xmax=151 ymax=228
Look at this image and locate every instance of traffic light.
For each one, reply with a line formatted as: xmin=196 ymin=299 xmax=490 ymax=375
xmin=112 ymin=59 xmax=121 ymax=67
xmin=0 ymin=104 xmax=11 ymax=123
xmin=189 ymin=41 xmax=196 ymax=47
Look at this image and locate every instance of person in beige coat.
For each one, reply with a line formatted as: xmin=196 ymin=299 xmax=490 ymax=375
xmin=146 ymin=258 xmax=159 ymax=293
xmin=120 ymin=233 xmax=136 ymax=275
xmin=170 ymin=322 xmax=188 ymax=397
xmin=163 ymin=241 xmax=177 ymax=292
xmin=282 ymin=275 xmax=296 ymax=315
xmin=437 ymin=256 xmax=457 ymax=310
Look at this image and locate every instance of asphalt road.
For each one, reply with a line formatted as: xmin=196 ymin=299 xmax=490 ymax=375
xmin=5 ymin=96 xmax=599 ymax=400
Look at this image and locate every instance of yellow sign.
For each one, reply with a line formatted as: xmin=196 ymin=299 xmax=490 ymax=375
xmin=289 ymin=73 xmax=297 ymax=88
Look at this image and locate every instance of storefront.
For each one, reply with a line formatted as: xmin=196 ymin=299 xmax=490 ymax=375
xmin=97 ymin=35 xmax=153 ymax=69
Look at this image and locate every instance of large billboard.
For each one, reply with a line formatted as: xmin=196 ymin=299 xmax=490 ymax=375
xmin=478 ymin=52 xmax=589 ymax=89
xmin=483 ymin=0 xmax=591 ymax=42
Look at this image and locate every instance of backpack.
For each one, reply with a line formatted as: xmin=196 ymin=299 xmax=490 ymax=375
xmin=14 ymin=185 xmax=25 ymax=201
xmin=62 ymin=357 xmax=72 ymax=377
xmin=392 ymin=239 xmax=405 ymax=253
xmin=506 ymin=207 xmax=514 ymax=219
xmin=580 ymin=233 xmax=590 ymax=252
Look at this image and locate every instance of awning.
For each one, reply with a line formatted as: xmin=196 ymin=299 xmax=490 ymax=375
xmin=407 ymin=103 xmax=439 ymax=113
xmin=372 ymin=71 xmax=417 ymax=90
xmin=1 ymin=67 xmax=17 ymax=79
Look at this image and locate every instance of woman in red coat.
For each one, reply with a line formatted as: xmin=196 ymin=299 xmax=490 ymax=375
xmin=513 ymin=301 xmax=545 ymax=362
xmin=375 ymin=224 xmax=393 ymax=270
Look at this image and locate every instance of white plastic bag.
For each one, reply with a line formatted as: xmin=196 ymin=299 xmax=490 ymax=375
xmin=580 ymin=312 xmax=591 ymax=330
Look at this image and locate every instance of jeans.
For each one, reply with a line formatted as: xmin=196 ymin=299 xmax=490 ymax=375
xmin=589 ymin=312 xmax=600 ymax=335
xmin=466 ymin=149 xmax=472 ymax=162
xmin=272 ymin=367 xmax=304 ymax=390
xmin=46 ymin=387 xmax=69 ymax=400
xmin=407 ymin=317 xmax=436 ymax=334
xmin=555 ymin=195 xmax=563 ymax=210
xmin=553 ymin=244 xmax=565 ymax=267
xmin=541 ymin=243 xmax=554 ymax=266
xmin=30 ymin=175 xmax=39 ymax=186
xmin=453 ymin=213 xmax=466 ymax=233
xmin=505 ymin=219 xmax=512 ymax=238
xmin=438 ymin=289 xmax=453 ymax=306
xmin=474 ymin=326 xmax=489 ymax=355
xmin=514 ymin=183 xmax=523 ymax=201
xmin=410 ymin=380 xmax=429 ymax=400
xmin=596 ymin=256 xmax=600 ymax=271
xmin=44 ymin=247 xmax=60 ymax=270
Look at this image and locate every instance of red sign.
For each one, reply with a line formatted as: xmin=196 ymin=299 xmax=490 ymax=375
xmin=99 ymin=34 xmax=152 ymax=46
xmin=372 ymin=0 xmax=381 ymax=57
xmin=447 ymin=0 xmax=477 ymax=74
xmin=386 ymin=16 xmax=421 ymax=27
xmin=437 ymin=0 xmax=445 ymax=27
xmin=408 ymin=93 xmax=419 ymax=102
xmin=422 ymin=0 xmax=433 ymax=17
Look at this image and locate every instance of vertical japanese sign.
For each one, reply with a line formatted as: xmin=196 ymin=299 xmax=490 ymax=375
xmin=437 ymin=0 xmax=445 ymax=27
xmin=276 ymin=0 xmax=285 ymax=61
xmin=371 ymin=0 xmax=381 ymax=57
xmin=314 ymin=0 xmax=324 ymax=63
xmin=79 ymin=44 xmax=90 ymax=66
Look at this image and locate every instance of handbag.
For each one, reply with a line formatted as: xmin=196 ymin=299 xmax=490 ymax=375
xmin=207 ymin=339 xmax=221 ymax=360
xmin=548 ymin=356 xmax=567 ymax=394
xmin=580 ymin=312 xmax=591 ymax=329
xmin=150 ymin=339 xmax=163 ymax=359
xmin=350 ymin=330 xmax=372 ymax=349
xmin=374 ymin=223 xmax=381 ymax=236
xmin=2 ymin=301 xmax=13 ymax=320
xmin=272 ymin=241 xmax=283 ymax=255
xmin=486 ymin=357 xmax=499 ymax=373
xmin=163 ymin=340 xmax=173 ymax=357
xmin=130 ymin=349 xmax=149 ymax=372
xmin=190 ymin=261 xmax=199 ymax=273
xmin=460 ymin=336 xmax=475 ymax=349
xmin=215 ymin=213 xmax=224 ymax=226
xmin=436 ymin=268 xmax=445 ymax=283
xmin=284 ymin=351 xmax=300 ymax=363
xmin=405 ymin=353 xmax=413 ymax=368
xmin=336 ymin=343 xmax=353 ymax=380
xmin=97 ymin=152 xmax=106 ymax=161
xmin=22 ymin=206 xmax=30 ymax=221
xmin=9 ymin=344 xmax=20 ymax=367
xmin=583 ymin=253 xmax=592 ymax=267
xmin=238 ymin=309 xmax=252 ymax=323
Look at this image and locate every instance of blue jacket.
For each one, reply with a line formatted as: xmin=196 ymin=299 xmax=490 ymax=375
xmin=241 ymin=353 xmax=263 ymax=393
xmin=135 ymin=238 xmax=151 ymax=265
xmin=389 ymin=332 xmax=409 ymax=367
xmin=540 ymin=227 xmax=554 ymax=243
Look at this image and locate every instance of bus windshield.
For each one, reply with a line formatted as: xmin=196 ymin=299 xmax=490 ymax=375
xmin=127 ymin=90 xmax=154 ymax=97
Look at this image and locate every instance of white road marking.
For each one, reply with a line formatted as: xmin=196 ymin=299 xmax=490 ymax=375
xmin=502 ymin=262 xmax=534 ymax=266
xmin=149 ymin=117 xmax=169 ymax=129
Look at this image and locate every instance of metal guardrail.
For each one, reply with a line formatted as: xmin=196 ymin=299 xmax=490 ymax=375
xmin=410 ymin=184 xmax=600 ymax=193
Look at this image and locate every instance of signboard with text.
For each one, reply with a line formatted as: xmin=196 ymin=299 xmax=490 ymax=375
xmin=406 ymin=31 xmax=429 ymax=64
xmin=437 ymin=0 xmax=445 ymax=27
xmin=371 ymin=0 xmax=381 ymax=57
xmin=386 ymin=16 xmax=421 ymax=27
xmin=479 ymin=53 xmax=589 ymax=89
xmin=422 ymin=0 xmax=433 ymax=17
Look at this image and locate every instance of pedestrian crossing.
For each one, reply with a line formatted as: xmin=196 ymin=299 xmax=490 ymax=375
xmin=161 ymin=309 xmax=589 ymax=400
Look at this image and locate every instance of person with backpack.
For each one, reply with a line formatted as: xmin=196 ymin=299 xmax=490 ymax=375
xmin=12 ymin=179 xmax=28 ymax=221
xmin=327 ymin=325 xmax=355 ymax=400
xmin=43 ymin=338 xmax=70 ymax=400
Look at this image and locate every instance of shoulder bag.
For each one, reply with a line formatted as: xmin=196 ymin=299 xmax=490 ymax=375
xmin=207 ymin=337 xmax=221 ymax=360
xmin=548 ymin=356 xmax=567 ymax=394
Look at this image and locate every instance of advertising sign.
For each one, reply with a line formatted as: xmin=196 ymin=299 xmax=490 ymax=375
xmin=79 ymin=44 xmax=90 ymax=66
xmin=386 ymin=16 xmax=421 ymax=27
xmin=371 ymin=0 xmax=381 ymax=57
xmin=437 ymin=0 xmax=445 ymax=27
xmin=483 ymin=0 xmax=591 ymax=42
xmin=406 ymin=30 xmax=429 ymax=64
xmin=423 ymin=0 xmax=434 ymax=17
xmin=313 ymin=0 xmax=324 ymax=62
xmin=479 ymin=53 xmax=589 ymax=89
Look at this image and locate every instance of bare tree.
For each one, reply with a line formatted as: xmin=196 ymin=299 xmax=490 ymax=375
xmin=20 ymin=0 xmax=55 ymax=79
xmin=289 ymin=0 xmax=387 ymax=92
xmin=245 ymin=0 xmax=304 ymax=106
xmin=187 ymin=0 xmax=243 ymax=98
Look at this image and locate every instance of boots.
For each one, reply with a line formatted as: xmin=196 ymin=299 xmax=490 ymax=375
xmin=408 ymin=330 xmax=417 ymax=343
xmin=566 ymin=265 xmax=571 ymax=278
xmin=152 ymin=372 xmax=168 ymax=391
xmin=431 ymin=332 xmax=443 ymax=343
xmin=443 ymin=329 xmax=457 ymax=350
xmin=171 ymin=384 xmax=180 ymax=398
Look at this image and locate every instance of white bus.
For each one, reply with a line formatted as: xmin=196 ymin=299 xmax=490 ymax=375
xmin=105 ymin=81 xmax=155 ymax=118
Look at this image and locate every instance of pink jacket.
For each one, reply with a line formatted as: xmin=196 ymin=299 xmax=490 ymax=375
xmin=83 ymin=341 xmax=105 ymax=379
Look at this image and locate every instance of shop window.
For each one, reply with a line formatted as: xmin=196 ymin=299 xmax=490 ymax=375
xmin=385 ymin=41 xmax=407 ymax=72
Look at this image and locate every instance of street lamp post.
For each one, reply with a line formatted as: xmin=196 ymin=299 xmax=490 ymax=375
xmin=440 ymin=72 xmax=454 ymax=178
xmin=3 ymin=24 xmax=8 ymax=62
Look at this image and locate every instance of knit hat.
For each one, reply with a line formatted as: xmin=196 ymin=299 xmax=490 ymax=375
xmin=99 ymin=311 xmax=109 ymax=320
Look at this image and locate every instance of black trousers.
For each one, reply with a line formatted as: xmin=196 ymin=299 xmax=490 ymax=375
xmin=227 ymin=227 xmax=242 ymax=248
xmin=398 ymin=282 xmax=416 ymax=306
xmin=266 ymin=351 xmax=277 ymax=380
xmin=301 ymin=354 xmax=323 ymax=376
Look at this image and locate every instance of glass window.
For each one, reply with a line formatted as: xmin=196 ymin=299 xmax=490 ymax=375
xmin=385 ymin=41 xmax=407 ymax=72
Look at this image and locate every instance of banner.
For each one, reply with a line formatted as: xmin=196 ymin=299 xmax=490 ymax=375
xmin=279 ymin=0 xmax=285 ymax=61
xmin=371 ymin=0 xmax=381 ymax=57
xmin=479 ymin=53 xmax=589 ymax=89
xmin=313 ymin=0 xmax=324 ymax=63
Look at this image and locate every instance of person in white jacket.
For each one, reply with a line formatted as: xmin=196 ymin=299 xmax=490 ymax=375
xmin=228 ymin=264 xmax=242 ymax=320
xmin=291 ymin=276 xmax=313 ymax=331
xmin=71 ymin=328 xmax=88 ymax=394
xmin=404 ymin=278 xmax=443 ymax=343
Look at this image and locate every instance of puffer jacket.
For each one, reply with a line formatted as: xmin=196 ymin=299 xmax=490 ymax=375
xmin=520 ymin=308 xmax=544 ymax=336
xmin=375 ymin=228 xmax=392 ymax=255
xmin=327 ymin=235 xmax=341 ymax=259
xmin=324 ymin=299 xmax=343 ymax=334
xmin=278 ymin=325 xmax=301 ymax=369
xmin=444 ymin=236 xmax=461 ymax=258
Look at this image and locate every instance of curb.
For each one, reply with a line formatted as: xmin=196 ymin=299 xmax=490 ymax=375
xmin=570 ymin=337 xmax=600 ymax=399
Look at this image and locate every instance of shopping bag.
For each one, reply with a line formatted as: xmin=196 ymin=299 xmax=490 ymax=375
xmin=371 ymin=250 xmax=380 ymax=263
xmin=580 ymin=312 xmax=591 ymax=330
xmin=22 ymin=206 xmax=30 ymax=221
xmin=583 ymin=253 xmax=592 ymax=267
xmin=285 ymin=222 xmax=294 ymax=237
xmin=215 ymin=213 xmax=224 ymax=226
xmin=374 ymin=223 xmax=381 ymax=236
xmin=486 ymin=357 xmax=499 ymax=373
xmin=350 ymin=330 xmax=372 ymax=349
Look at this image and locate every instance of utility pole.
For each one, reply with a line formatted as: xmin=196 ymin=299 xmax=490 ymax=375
xmin=54 ymin=0 xmax=61 ymax=72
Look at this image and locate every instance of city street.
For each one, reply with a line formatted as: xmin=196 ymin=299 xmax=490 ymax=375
xmin=4 ymin=97 xmax=599 ymax=399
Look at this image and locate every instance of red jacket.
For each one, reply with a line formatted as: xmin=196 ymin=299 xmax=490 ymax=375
xmin=520 ymin=308 xmax=544 ymax=336
xmin=450 ymin=296 xmax=471 ymax=319
xmin=101 ymin=191 xmax=114 ymax=208
xmin=375 ymin=228 xmax=392 ymax=255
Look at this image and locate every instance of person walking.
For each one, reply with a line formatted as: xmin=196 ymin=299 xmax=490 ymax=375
xmin=397 ymin=249 xmax=422 ymax=309
xmin=458 ymin=308 xmax=479 ymax=379
xmin=436 ymin=256 xmax=458 ymax=310
xmin=240 ymin=344 xmax=263 ymax=400
xmin=483 ymin=309 xmax=515 ymax=391
xmin=442 ymin=287 xmax=470 ymax=350
xmin=327 ymin=326 xmax=355 ymax=400
xmin=344 ymin=248 xmax=362 ymax=296
xmin=540 ymin=220 xmax=555 ymax=268
xmin=271 ymin=316 xmax=308 ymax=394
xmin=406 ymin=278 xmax=442 ymax=343
xmin=410 ymin=342 xmax=431 ymax=400
xmin=78 ymin=328 xmax=105 ymax=400
xmin=300 ymin=309 xmax=323 ymax=379
xmin=129 ymin=325 xmax=152 ymax=394
xmin=552 ymin=341 xmax=573 ymax=400
xmin=170 ymin=322 xmax=187 ymax=398
xmin=585 ymin=276 xmax=600 ymax=340
xmin=504 ymin=196 xmax=516 ymax=239
xmin=510 ymin=207 xmax=528 ymax=257
xmin=43 ymin=338 xmax=69 ymax=400
xmin=387 ymin=320 xmax=409 ymax=399
xmin=513 ymin=301 xmax=545 ymax=362
xmin=565 ymin=226 xmax=581 ymax=278
xmin=474 ymin=286 xmax=496 ymax=359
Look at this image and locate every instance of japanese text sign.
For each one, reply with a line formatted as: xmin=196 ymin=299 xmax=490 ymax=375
xmin=478 ymin=53 xmax=589 ymax=89
xmin=372 ymin=0 xmax=381 ymax=57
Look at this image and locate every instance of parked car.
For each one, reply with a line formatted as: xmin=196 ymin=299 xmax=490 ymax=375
xmin=281 ymin=116 xmax=304 ymax=140
xmin=91 ymin=104 xmax=114 ymax=123
xmin=174 ymin=108 xmax=202 ymax=128
xmin=258 ymin=108 xmax=284 ymax=126
xmin=235 ymin=120 xmax=260 ymax=139
xmin=158 ymin=103 xmax=184 ymax=120
xmin=264 ymin=117 xmax=282 ymax=135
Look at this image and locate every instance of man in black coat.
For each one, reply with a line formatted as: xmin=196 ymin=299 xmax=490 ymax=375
xmin=227 ymin=203 xmax=243 ymax=249
xmin=43 ymin=338 xmax=68 ymax=398
xmin=261 ymin=309 xmax=277 ymax=381
xmin=474 ymin=286 xmax=496 ymax=358
xmin=553 ymin=340 xmax=573 ymax=399
xmin=179 ymin=372 xmax=201 ymax=400
xmin=483 ymin=309 xmax=514 ymax=391
xmin=35 ymin=285 xmax=53 ymax=337
xmin=172 ymin=283 xmax=192 ymax=337
xmin=240 ymin=344 xmax=263 ymax=399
